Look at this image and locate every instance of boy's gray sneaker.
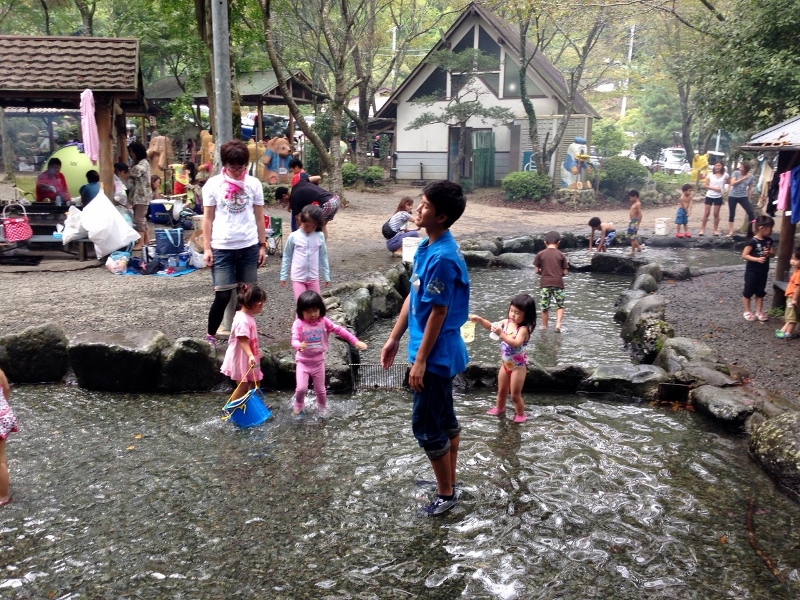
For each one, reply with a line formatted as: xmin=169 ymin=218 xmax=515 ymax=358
xmin=420 ymin=495 xmax=457 ymax=516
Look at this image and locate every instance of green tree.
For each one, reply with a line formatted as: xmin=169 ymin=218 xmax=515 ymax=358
xmin=405 ymin=49 xmax=515 ymax=184
xmin=591 ymin=118 xmax=626 ymax=158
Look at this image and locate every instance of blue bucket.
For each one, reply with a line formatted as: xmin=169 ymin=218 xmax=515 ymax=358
xmin=222 ymin=388 xmax=271 ymax=428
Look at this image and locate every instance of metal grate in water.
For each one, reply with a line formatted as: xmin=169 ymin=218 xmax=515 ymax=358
xmin=349 ymin=363 xmax=408 ymax=390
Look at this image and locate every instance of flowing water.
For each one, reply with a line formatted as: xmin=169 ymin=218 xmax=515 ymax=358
xmin=3 ymin=250 xmax=798 ymax=597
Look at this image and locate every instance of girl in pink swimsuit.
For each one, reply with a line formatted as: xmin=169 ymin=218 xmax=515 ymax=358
xmin=470 ymin=294 xmax=537 ymax=423
xmin=0 ymin=368 xmax=18 ymax=506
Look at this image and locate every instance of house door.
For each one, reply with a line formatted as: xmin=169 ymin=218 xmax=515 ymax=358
xmin=472 ymin=129 xmax=495 ymax=187
xmin=448 ymin=127 xmax=472 ymax=181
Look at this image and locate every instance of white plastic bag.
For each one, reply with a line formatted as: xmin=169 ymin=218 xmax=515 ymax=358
xmin=80 ymin=190 xmax=140 ymax=258
xmin=62 ymin=205 xmax=88 ymax=244
xmin=190 ymin=249 xmax=206 ymax=269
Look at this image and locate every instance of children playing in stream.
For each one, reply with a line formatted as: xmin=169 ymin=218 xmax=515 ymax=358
xmin=533 ymin=231 xmax=568 ymax=332
xmin=0 ymin=367 xmax=17 ymax=507
xmin=220 ymin=284 xmax=266 ymax=400
xmin=292 ymin=291 xmax=367 ymax=418
xmin=675 ymin=183 xmax=693 ymax=238
xmin=627 ymin=189 xmax=644 ymax=254
xmin=470 ymin=294 xmax=537 ymax=423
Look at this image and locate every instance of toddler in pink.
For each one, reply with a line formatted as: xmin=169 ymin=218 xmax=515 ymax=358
xmin=0 ymin=367 xmax=17 ymax=506
xmin=291 ymin=291 xmax=367 ymax=416
xmin=221 ymin=285 xmax=266 ymax=400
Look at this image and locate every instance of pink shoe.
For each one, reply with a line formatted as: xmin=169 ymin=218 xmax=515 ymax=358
xmin=756 ymin=312 xmax=769 ymax=322
xmin=513 ymin=413 xmax=527 ymax=423
xmin=486 ymin=407 xmax=503 ymax=416
xmin=676 ymin=233 xmax=684 ymax=238
xmin=685 ymin=232 xmax=692 ymax=238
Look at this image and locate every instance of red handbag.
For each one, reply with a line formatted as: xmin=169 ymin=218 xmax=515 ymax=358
xmin=1 ymin=203 xmax=34 ymax=243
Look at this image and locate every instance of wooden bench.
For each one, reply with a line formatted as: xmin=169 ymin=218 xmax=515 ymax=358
xmin=26 ymin=235 xmax=93 ymax=261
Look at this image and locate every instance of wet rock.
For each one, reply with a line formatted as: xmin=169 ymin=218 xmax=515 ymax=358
xmin=341 ymin=288 xmax=374 ymax=335
xmin=635 ymin=262 xmax=663 ymax=282
xmin=613 ymin=290 xmax=647 ymax=324
xmin=591 ymin=252 xmax=646 ymax=275
xmin=68 ymin=330 xmax=171 ymax=392
xmin=631 ymin=273 xmax=658 ymax=293
xmin=546 ymin=364 xmax=592 ymax=392
xmin=673 ymin=362 xmax=738 ymax=388
xmin=749 ymin=412 xmax=800 ymax=500
xmin=460 ymin=238 xmax=502 ymax=255
xmin=492 ymin=253 xmax=535 ymax=269
xmin=461 ymin=250 xmax=495 ymax=268
xmin=569 ymin=260 xmax=593 ymax=273
xmin=500 ymin=236 xmax=536 ymax=254
xmin=524 ymin=359 xmax=555 ymax=390
xmin=645 ymin=236 xmax=685 ymax=248
xmin=360 ymin=275 xmax=403 ymax=319
xmin=657 ymin=337 xmax=719 ymax=365
xmin=462 ymin=361 xmax=497 ymax=388
xmin=159 ymin=337 xmax=221 ymax=392
xmin=0 ymin=323 xmax=69 ymax=383
xmin=662 ymin=264 xmax=692 ymax=281
xmin=258 ymin=346 xmax=280 ymax=391
xmin=577 ymin=364 xmax=670 ymax=401
xmin=558 ymin=232 xmax=582 ymax=249
xmin=382 ymin=262 xmax=410 ymax=298
xmin=326 ymin=337 xmax=355 ymax=392
xmin=621 ymin=296 xmax=673 ymax=363
xmin=690 ymin=385 xmax=755 ymax=431
xmin=273 ymin=349 xmax=298 ymax=390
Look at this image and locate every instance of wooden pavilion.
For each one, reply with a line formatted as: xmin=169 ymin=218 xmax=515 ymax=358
xmin=0 ymin=35 xmax=150 ymax=194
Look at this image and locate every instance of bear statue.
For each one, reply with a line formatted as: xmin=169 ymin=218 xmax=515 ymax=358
xmin=261 ymin=136 xmax=293 ymax=184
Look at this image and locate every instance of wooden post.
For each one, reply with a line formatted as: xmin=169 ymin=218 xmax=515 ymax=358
xmin=257 ymin=101 xmax=263 ymax=142
xmin=96 ymin=99 xmax=114 ymax=195
xmin=775 ymin=214 xmax=796 ymax=282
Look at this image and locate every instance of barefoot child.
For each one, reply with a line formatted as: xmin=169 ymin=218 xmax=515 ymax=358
xmin=471 ymin=294 xmax=537 ymax=423
xmin=0 ymin=368 xmax=17 ymax=506
xmin=292 ymin=291 xmax=367 ymax=417
xmin=380 ymin=180 xmax=469 ymax=516
xmin=588 ymin=217 xmax=615 ymax=252
xmin=675 ymin=183 xmax=693 ymax=238
xmin=775 ymin=246 xmax=800 ymax=339
xmin=220 ymin=285 xmax=266 ymax=400
xmin=533 ymin=231 xmax=568 ymax=332
xmin=741 ymin=215 xmax=775 ymax=322
xmin=627 ymin=189 xmax=644 ymax=253
xmin=280 ymin=204 xmax=330 ymax=301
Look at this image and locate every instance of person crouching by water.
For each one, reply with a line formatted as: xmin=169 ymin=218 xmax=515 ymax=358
xmin=202 ymin=139 xmax=268 ymax=349
xmin=383 ymin=196 xmax=419 ymax=257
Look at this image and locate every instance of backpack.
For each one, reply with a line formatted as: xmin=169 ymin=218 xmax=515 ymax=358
xmin=382 ymin=221 xmax=395 ymax=240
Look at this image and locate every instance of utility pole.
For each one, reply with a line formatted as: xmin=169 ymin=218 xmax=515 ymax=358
xmin=211 ymin=0 xmax=232 ymax=155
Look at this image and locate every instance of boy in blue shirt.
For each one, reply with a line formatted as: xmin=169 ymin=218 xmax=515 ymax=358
xmin=381 ymin=180 xmax=469 ymax=516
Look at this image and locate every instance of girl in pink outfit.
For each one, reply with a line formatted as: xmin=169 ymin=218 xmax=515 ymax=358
xmin=0 ymin=367 xmax=18 ymax=506
xmin=280 ymin=204 xmax=330 ymax=300
xmin=221 ymin=284 xmax=266 ymax=400
xmin=291 ymin=291 xmax=367 ymax=417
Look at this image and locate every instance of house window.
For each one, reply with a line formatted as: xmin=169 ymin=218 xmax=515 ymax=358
xmin=410 ymin=67 xmax=447 ymax=101
xmin=477 ymin=26 xmax=500 ymax=69
xmin=451 ymin=73 xmax=469 ymax=95
xmin=480 ymin=73 xmax=500 ymax=96
xmin=452 ymin=27 xmax=474 ymax=54
xmin=503 ymin=58 xmax=544 ymax=97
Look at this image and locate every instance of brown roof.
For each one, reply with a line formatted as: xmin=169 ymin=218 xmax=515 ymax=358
xmin=0 ymin=35 xmax=144 ymax=109
xmin=740 ymin=115 xmax=800 ymax=152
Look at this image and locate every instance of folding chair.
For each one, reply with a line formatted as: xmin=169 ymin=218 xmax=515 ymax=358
xmin=264 ymin=215 xmax=283 ymax=256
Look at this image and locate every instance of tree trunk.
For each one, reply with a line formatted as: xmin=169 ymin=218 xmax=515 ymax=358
xmin=73 ymin=0 xmax=95 ymax=35
xmin=40 ymin=0 xmax=50 ymax=35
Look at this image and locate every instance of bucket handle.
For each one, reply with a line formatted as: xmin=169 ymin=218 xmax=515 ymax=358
xmin=220 ymin=364 xmax=260 ymax=420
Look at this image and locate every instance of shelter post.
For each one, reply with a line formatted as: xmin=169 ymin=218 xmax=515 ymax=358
xmin=776 ymin=214 xmax=796 ymax=282
xmin=96 ymin=99 xmax=114 ymax=195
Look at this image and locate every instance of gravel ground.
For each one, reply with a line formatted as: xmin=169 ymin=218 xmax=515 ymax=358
xmin=1 ymin=181 xmax=797 ymax=402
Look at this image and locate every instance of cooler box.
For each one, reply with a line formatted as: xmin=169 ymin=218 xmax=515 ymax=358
xmin=150 ymin=202 xmax=172 ymax=225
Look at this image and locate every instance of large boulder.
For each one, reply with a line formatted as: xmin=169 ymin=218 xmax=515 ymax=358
xmin=630 ymin=273 xmax=658 ymax=293
xmin=460 ymin=238 xmax=502 ymax=255
xmin=621 ymin=295 xmax=673 ymax=363
xmin=577 ymin=364 xmax=670 ymax=401
xmin=383 ymin=262 xmax=410 ymax=298
xmin=691 ymin=385 xmax=756 ymax=431
xmin=613 ymin=290 xmax=647 ymax=324
xmin=341 ymin=287 xmax=374 ymax=335
xmin=662 ymin=264 xmax=692 ymax=281
xmin=749 ymin=412 xmax=800 ymax=500
xmin=546 ymin=364 xmax=592 ymax=392
xmin=524 ymin=359 xmax=555 ymax=390
xmin=461 ymin=250 xmax=496 ymax=268
xmin=635 ymin=262 xmax=663 ymax=282
xmin=462 ymin=361 xmax=497 ymax=388
xmin=159 ymin=337 xmax=221 ymax=392
xmin=673 ymin=362 xmax=738 ymax=388
xmin=0 ymin=323 xmax=69 ymax=383
xmin=591 ymin=252 xmax=646 ymax=275
xmin=492 ymin=253 xmax=535 ymax=269
xmin=326 ymin=337 xmax=356 ymax=392
xmin=68 ymin=330 xmax=171 ymax=392
xmin=501 ymin=236 xmax=537 ymax=254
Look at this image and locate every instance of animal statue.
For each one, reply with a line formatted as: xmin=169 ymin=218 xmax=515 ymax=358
xmin=261 ymin=136 xmax=293 ymax=184
xmin=199 ymin=130 xmax=214 ymax=171
xmin=691 ymin=152 xmax=709 ymax=184
xmin=561 ymin=136 xmax=591 ymax=189
xmin=147 ymin=132 xmax=173 ymax=179
xmin=255 ymin=140 xmax=266 ymax=180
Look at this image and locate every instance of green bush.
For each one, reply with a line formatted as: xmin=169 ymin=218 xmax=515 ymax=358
xmin=599 ymin=156 xmax=649 ymax=199
xmin=363 ymin=166 xmax=385 ymax=185
xmin=459 ymin=178 xmax=474 ymax=193
xmin=341 ymin=162 xmax=359 ymax=186
xmin=501 ymin=171 xmax=553 ymax=201
xmin=650 ymin=171 xmax=691 ymax=194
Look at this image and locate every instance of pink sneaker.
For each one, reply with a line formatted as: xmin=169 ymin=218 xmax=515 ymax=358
xmin=513 ymin=413 xmax=527 ymax=423
xmin=486 ymin=407 xmax=503 ymax=416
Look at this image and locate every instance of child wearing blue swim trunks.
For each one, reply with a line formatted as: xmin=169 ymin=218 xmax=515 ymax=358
xmin=588 ymin=217 xmax=615 ymax=252
xmin=675 ymin=183 xmax=693 ymax=238
xmin=627 ymin=189 xmax=644 ymax=254
xmin=380 ymin=180 xmax=469 ymax=517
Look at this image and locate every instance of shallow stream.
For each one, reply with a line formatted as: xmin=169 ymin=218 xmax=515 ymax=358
xmin=2 ymin=248 xmax=798 ymax=597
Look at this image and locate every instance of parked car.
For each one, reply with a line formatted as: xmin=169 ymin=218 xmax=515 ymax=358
xmin=654 ymin=147 xmax=689 ymax=174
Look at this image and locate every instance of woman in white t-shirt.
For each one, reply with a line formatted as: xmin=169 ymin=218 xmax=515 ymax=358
xmin=699 ymin=161 xmax=729 ymax=236
xmin=202 ymin=140 xmax=267 ymax=348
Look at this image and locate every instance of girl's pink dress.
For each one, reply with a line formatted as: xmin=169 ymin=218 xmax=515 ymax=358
xmin=0 ymin=389 xmax=18 ymax=440
xmin=220 ymin=311 xmax=262 ymax=382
